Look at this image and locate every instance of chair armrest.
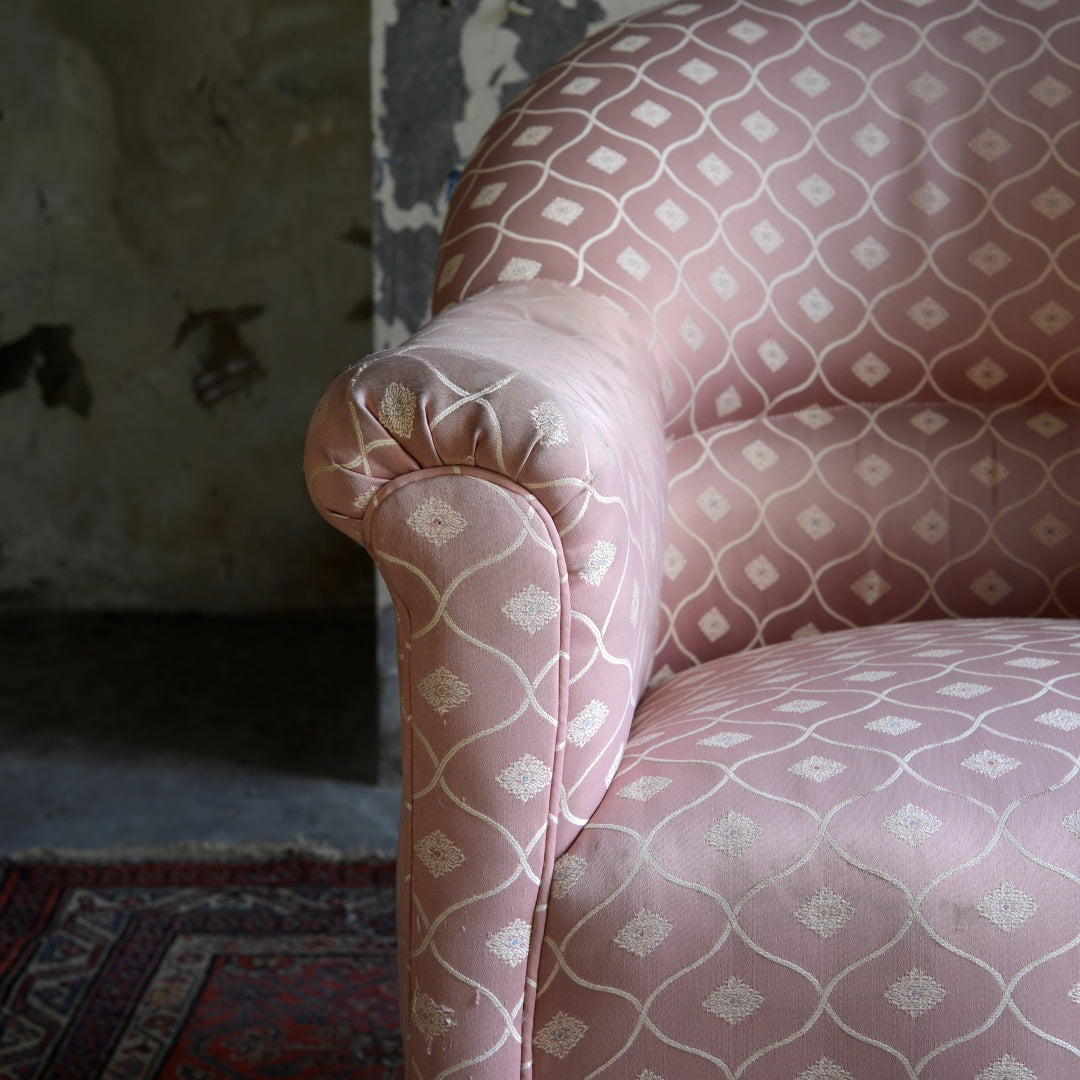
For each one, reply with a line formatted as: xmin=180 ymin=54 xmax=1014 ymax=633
xmin=304 ymin=280 xmax=668 ymax=1076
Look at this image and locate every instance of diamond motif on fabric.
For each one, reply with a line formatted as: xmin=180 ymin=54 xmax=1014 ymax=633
xmin=471 ymin=181 xmax=507 ymax=208
xmin=796 ymin=405 xmax=832 ymax=430
xmin=619 ymin=775 xmax=672 ymax=801
xmin=1032 ymin=186 xmax=1074 ymax=220
xmin=798 ymin=288 xmax=834 ymax=324
xmin=700 ymin=731 xmax=752 ymax=749
xmin=513 ymin=125 xmax=553 ymax=147
xmin=487 ymin=918 xmax=531 ymax=965
xmin=854 ymin=453 xmax=893 ymax=487
xmin=1030 ymin=512 xmax=1071 ymax=548
xmin=568 ymin=699 xmax=609 ymax=747
xmin=743 ymin=110 xmax=779 ymax=142
xmin=716 ymin=386 xmax=742 ymax=418
xmin=615 ymin=908 xmax=674 ymax=957
xmin=636 ymin=1071 xmax=666 ymax=1080
xmin=581 ymin=540 xmax=617 ymax=586
xmin=867 ymin=715 xmax=921 ymax=735
xmin=774 ymin=699 xmax=826 ymax=713
xmin=845 ymin=22 xmax=884 ymax=50
xmin=680 ymin=58 xmax=718 ymax=85
xmin=499 ymin=256 xmax=542 ymax=282
xmin=939 ymin=681 xmax=991 ymax=699
xmin=969 ymin=128 xmax=1011 ymax=161
xmin=967 ymin=356 xmax=1008 ymax=389
xmin=975 ymin=1056 xmax=1039 ymax=1080
xmin=968 ymin=243 xmax=1012 ymax=278
xmin=853 ymin=123 xmax=889 ymax=157
xmin=912 ymin=509 xmax=948 ymax=545
xmin=419 ymin=666 xmax=471 ymax=716
xmin=971 ymin=570 xmax=1012 ymax=606
xmin=680 ymin=316 xmax=705 ymax=351
xmin=851 ymin=570 xmax=890 ymax=606
xmin=845 ymin=669 xmax=895 ymax=682
xmin=542 ymin=197 xmax=584 ymax=226
xmin=698 ymin=486 xmax=731 ymax=522
xmin=666 ymin=2 xmax=702 ymax=13
xmin=1008 ymin=657 xmax=1058 ymax=670
xmin=502 ymin=585 xmax=559 ymax=634
xmin=792 ymin=66 xmax=830 ymax=97
xmin=745 ymin=555 xmax=780 ymax=591
xmin=743 ymin=439 xmax=779 ymax=471
xmin=588 ymin=146 xmax=627 ymax=174
xmin=885 ymin=969 xmax=946 ymax=1018
xmin=852 ymin=351 xmax=890 ymax=386
xmin=758 ymin=338 xmax=788 ymax=370
xmin=496 ymin=753 xmax=553 ymax=801
xmin=797 ymin=505 xmax=834 ymax=540
xmin=535 ymin=1012 xmax=588 ymax=1058
xmin=632 ymin=101 xmax=672 ymax=128
xmin=702 ymin=977 xmax=764 ymax=1024
xmin=964 ymin=26 xmax=1004 ymax=53
xmin=978 ymin=882 xmax=1037 ymax=933
xmin=698 ymin=608 xmax=731 ymax=643
xmin=709 ymin=266 xmax=740 ymax=301
xmin=617 ymin=246 xmax=651 ymax=282
xmin=561 ymin=75 xmax=600 ymax=96
xmin=1027 ymin=411 xmax=1067 ymax=438
xmin=970 ymin=457 xmax=1009 ymax=487
xmin=798 ymin=173 xmax=836 ymax=207
xmin=408 ymin=498 xmax=467 ymax=547
xmin=908 ymin=296 xmax=949 ymax=330
xmin=1071 ymin=984 xmax=1080 ymax=1006
xmin=412 ymin=992 xmax=455 ymax=1041
xmin=852 ymin=236 xmax=889 ymax=270
xmin=790 ymin=756 xmax=845 ymax=783
xmin=751 ymin=219 xmax=784 ymax=254
xmin=1031 ymin=301 xmax=1072 ymax=336
xmin=655 ymin=198 xmax=689 ymax=232
xmin=963 ymin=749 xmax=1021 ymax=779
xmin=663 ymin=544 xmax=686 ymax=581
xmin=911 ymin=408 xmax=948 ymax=434
xmin=884 ymin=804 xmax=943 ymax=847
xmin=437 ymin=253 xmax=464 ymax=290
xmin=551 ymin=853 xmax=587 ymax=899
xmin=698 ymin=153 xmax=732 ymax=186
xmin=379 ymin=382 xmax=417 ymax=439
xmin=530 ymin=400 xmax=568 ymax=446
xmin=415 ymin=830 xmax=465 ymax=877
xmin=611 ymin=34 xmax=650 ymax=51
xmin=797 ymin=1060 xmax=855 ymax=1080
xmin=1065 ymin=810 xmax=1080 ymax=839
xmin=1036 ymin=708 xmax=1080 ymax=730
xmin=795 ymin=888 xmax=856 ymax=938
xmin=706 ymin=811 xmax=763 ymax=856
xmin=910 ymin=182 xmax=949 ymax=215
xmin=1030 ymin=75 xmax=1071 ymax=108
xmin=729 ymin=19 xmax=767 ymax=43
xmin=908 ymin=71 xmax=947 ymax=103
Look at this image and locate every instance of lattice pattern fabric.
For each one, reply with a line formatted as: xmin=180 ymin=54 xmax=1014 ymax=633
xmin=305 ymin=1 xmax=1079 ymax=1077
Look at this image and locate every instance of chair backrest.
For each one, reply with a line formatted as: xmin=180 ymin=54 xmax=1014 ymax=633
xmin=435 ymin=0 xmax=1080 ymax=678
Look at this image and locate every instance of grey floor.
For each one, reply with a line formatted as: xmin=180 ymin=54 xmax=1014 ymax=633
xmin=0 ymin=611 xmax=400 ymax=857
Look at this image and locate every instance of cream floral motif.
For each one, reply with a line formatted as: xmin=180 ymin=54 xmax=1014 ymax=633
xmin=535 ymin=1012 xmax=588 ymax=1058
xmin=845 ymin=22 xmax=884 ymax=50
xmin=1069 ymin=983 xmax=1080 ymax=1006
xmin=963 ymin=749 xmax=1021 ymax=779
xmin=844 ymin=669 xmax=894 ymax=682
xmin=1027 ymin=411 xmax=1067 ymax=438
xmin=551 ymin=853 xmax=587 ymax=899
xmin=799 ymin=288 xmax=834 ymax=323
xmin=976 ymin=1055 xmax=1038 ymax=1080
xmin=1030 ymin=74 xmax=1071 ymax=107
xmin=1030 ymin=512 xmax=1070 ymax=547
xmin=910 ymin=182 xmax=949 ymax=215
xmin=853 ymin=122 xmax=889 ymax=157
xmin=715 ymin=385 xmax=742 ymax=417
xmin=706 ymin=811 xmax=763 ymax=856
xmin=751 ymin=219 xmax=784 ymax=254
xmin=655 ymin=198 xmax=690 ymax=232
xmin=729 ymin=18 xmax=767 ymax=44
xmin=797 ymin=1058 xmax=855 ymax=1080
xmin=970 ymin=456 xmax=1010 ymax=486
xmin=530 ymin=400 xmax=568 ymax=446
xmin=852 ymin=351 xmax=889 ymax=386
xmin=969 ymin=128 xmax=1010 ymax=161
xmin=964 ymin=25 xmax=1004 ymax=52
xmin=568 ymin=699 xmax=609 ymax=747
xmin=885 ymin=968 xmax=946 ymax=1018
xmin=612 ymin=33 xmax=650 ymax=52
xmin=635 ymin=1071 xmax=665 ymax=1080
xmin=498 ymin=256 xmax=541 ymax=283
xmin=1007 ymin=657 xmax=1058 ymax=670
xmin=697 ymin=152 xmax=732 ymax=186
xmin=1031 ymin=301 xmax=1073 ymax=336
xmin=745 ymin=555 xmax=780 ymax=591
xmin=911 ymin=408 xmax=948 ymax=434
xmin=913 ymin=509 xmax=948 ymax=545
xmin=618 ymin=247 xmax=651 ymax=282
xmin=743 ymin=110 xmax=779 ymax=142
xmin=630 ymin=582 xmax=640 ymax=626
xmin=790 ymin=756 xmax=845 ymax=783
xmin=663 ymin=545 xmax=687 ymax=581
xmin=795 ymin=888 xmax=855 ymax=938
xmin=909 ymin=71 xmax=947 ymax=103
xmin=512 ymin=124 xmax=552 ymax=146
xmin=407 ymin=497 xmax=467 ymax=547
xmin=884 ymin=804 xmax=943 ymax=848
xmin=486 ymin=918 xmax=532 ymax=966
xmin=587 ymin=146 xmax=627 ymax=174
xmin=580 ymin=540 xmax=616 ymax=586
xmin=414 ymin=830 xmax=465 ymax=877
xmin=793 ymin=66 xmax=830 ymax=97
xmin=978 ymin=882 xmax=1037 ymax=932
xmin=969 ymin=245 xmax=1011 ymax=278
xmin=938 ymin=681 xmax=991 ymax=698
xmin=1036 ymin=709 xmax=1080 ymax=731
xmin=908 ymin=296 xmax=949 ymax=330
xmin=698 ymin=486 xmax=731 ymax=522
xmin=866 ymin=715 xmax=921 ymax=735
xmin=619 ymin=775 xmax=672 ymax=801
xmin=699 ymin=731 xmax=752 ymax=748
xmin=418 ymin=666 xmax=470 ymax=715
xmin=853 ymin=453 xmax=893 ymax=487
xmin=702 ymin=976 xmax=764 ymax=1024
xmin=378 ymin=382 xmax=416 ymax=439
xmin=971 ymin=569 xmax=1012 ymax=606
xmin=496 ymin=753 xmax=552 ymax=801
xmin=1070 ymin=810 xmax=1080 ymax=842
xmin=561 ymin=75 xmax=600 ymax=96
xmin=698 ymin=608 xmax=730 ymax=643
xmin=630 ymin=100 xmax=672 ymax=127
xmin=412 ymin=992 xmax=455 ymax=1042
xmin=709 ymin=266 xmax=740 ymax=301
xmin=851 ymin=570 xmax=891 ymax=605
xmin=469 ymin=181 xmax=506 ymax=208
xmin=679 ymin=316 xmax=705 ymax=351
xmin=615 ymin=908 xmax=674 ymax=957
xmin=437 ymin=252 xmax=464 ymax=290
xmin=774 ymin=699 xmax=825 ymax=713
xmin=502 ymin=584 xmax=559 ymax=634
xmin=542 ymin=197 xmax=584 ymax=226
xmin=1032 ymin=185 xmax=1074 ymax=220
xmin=852 ymin=235 xmax=889 ymax=270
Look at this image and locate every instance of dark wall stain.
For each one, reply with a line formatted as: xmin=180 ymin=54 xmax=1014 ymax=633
xmin=0 ymin=324 xmax=93 ymax=416
xmin=173 ymin=304 xmax=266 ymax=409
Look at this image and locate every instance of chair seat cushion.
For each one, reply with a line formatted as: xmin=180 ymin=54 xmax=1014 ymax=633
xmin=537 ymin=618 xmax=1080 ymax=1079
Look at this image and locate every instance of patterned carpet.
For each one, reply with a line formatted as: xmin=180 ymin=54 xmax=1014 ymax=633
xmin=0 ymin=857 xmax=401 ymax=1079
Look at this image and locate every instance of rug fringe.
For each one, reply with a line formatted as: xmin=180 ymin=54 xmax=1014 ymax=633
xmin=6 ymin=837 xmax=395 ymax=864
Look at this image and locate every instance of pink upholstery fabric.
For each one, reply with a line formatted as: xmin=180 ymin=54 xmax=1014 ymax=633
xmin=305 ymin=1 xmax=1079 ymax=1076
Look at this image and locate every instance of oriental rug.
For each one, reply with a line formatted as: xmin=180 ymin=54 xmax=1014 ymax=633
xmin=0 ymin=856 xmax=401 ymax=1079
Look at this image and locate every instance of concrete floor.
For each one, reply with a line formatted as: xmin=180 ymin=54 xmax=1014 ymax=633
xmin=0 ymin=611 xmax=400 ymax=857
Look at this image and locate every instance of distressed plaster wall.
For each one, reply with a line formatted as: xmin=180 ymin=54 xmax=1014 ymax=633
xmin=0 ymin=0 xmax=373 ymax=611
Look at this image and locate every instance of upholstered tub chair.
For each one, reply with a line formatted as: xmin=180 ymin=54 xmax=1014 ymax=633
xmin=306 ymin=1 xmax=1080 ymax=1076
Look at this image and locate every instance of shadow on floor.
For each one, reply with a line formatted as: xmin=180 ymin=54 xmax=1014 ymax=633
xmin=0 ymin=610 xmax=378 ymax=783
